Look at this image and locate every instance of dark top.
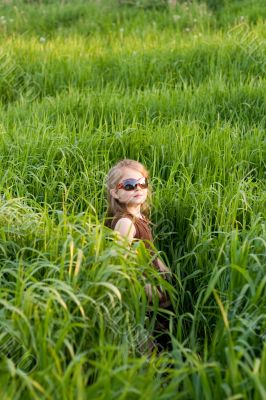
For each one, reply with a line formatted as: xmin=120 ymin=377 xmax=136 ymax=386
xmin=108 ymin=212 xmax=171 ymax=308
xmin=110 ymin=212 xmax=153 ymax=242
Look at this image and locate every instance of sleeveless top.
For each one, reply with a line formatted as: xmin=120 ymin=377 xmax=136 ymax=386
xmin=110 ymin=212 xmax=153 ymax=242
xmin=107 ymin=212 xmax=171 ymax=308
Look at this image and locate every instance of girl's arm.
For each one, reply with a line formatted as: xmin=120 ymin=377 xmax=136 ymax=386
xmin=113 ymin=218 xmax=162 ymax=303
xmin=156 ymin=258 xmax=171 ymax=275
xmin=114 ymin=218 xmax=136 ymax=242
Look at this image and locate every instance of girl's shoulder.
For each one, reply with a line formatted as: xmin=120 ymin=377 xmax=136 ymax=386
xmin=118 ymin=213 xmax=151 ymax=226
xmin=107 ymin=212 xmax=152 ymax=239
xmin=113 ymin=216 xmax=137 ymax=238
xmin=107 ymin=213 xmax=153 ymax=243
xmin=109 ymin=212 xmax=134 ymax=229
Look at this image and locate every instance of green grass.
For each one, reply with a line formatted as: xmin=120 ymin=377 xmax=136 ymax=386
xmin=0 ymin=0 xmax=265 ymax=399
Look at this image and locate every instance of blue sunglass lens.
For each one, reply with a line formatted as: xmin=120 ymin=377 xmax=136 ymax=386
xmin=122 ymin=178 xmax=147 ymax=191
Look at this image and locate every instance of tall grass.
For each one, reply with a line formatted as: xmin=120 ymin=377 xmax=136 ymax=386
xmin=0 ymin=0 xmax=265 ymax=398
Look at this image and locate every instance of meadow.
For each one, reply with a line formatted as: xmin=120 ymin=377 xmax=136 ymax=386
xmin=0 ymin=0 xmax=265 ymax=398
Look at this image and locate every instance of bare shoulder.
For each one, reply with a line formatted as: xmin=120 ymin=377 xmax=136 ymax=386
xmin=114 ymin=217 xmax=136 ymax=239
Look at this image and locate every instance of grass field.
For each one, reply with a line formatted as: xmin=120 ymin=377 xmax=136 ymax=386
xmin=0 ymin=0 xmax=265 ymax=399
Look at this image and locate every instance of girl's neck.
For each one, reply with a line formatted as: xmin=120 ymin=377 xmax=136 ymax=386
xmin=126 ymin=205 xmax=142 ymax=218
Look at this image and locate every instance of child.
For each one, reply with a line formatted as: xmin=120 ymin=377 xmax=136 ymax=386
xmin=105 ymin=159 xmax=174 ymax=351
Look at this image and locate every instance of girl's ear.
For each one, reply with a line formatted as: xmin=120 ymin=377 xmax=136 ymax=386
xmin=110 ymin=188 xmax=119 ymax=199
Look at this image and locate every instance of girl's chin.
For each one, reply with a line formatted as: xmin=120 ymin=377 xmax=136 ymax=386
xmin=126 ymin=198 xmax=145 ymax=205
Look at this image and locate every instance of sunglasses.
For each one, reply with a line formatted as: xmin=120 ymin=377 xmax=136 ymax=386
xmin=116 ymin=177 xmax=148 ymax=191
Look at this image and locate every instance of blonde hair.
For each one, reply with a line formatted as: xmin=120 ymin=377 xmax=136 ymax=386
xmin=106 ymin=159 xmax=151 ymax=222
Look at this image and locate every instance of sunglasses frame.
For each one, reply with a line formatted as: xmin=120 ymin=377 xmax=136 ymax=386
xmin=116 ymin=177 xmax=148 ymax=191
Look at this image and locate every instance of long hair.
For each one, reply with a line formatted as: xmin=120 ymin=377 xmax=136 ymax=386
xmin=105 ymin=159 xmax=151 ymax=225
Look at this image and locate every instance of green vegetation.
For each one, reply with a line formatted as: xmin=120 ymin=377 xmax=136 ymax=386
xmin=0 ymin=0 xmax=265 ymax=398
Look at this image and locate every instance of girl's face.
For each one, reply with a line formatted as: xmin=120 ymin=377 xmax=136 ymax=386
xmin=110 ymin=167 xmax=148 ymax=207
